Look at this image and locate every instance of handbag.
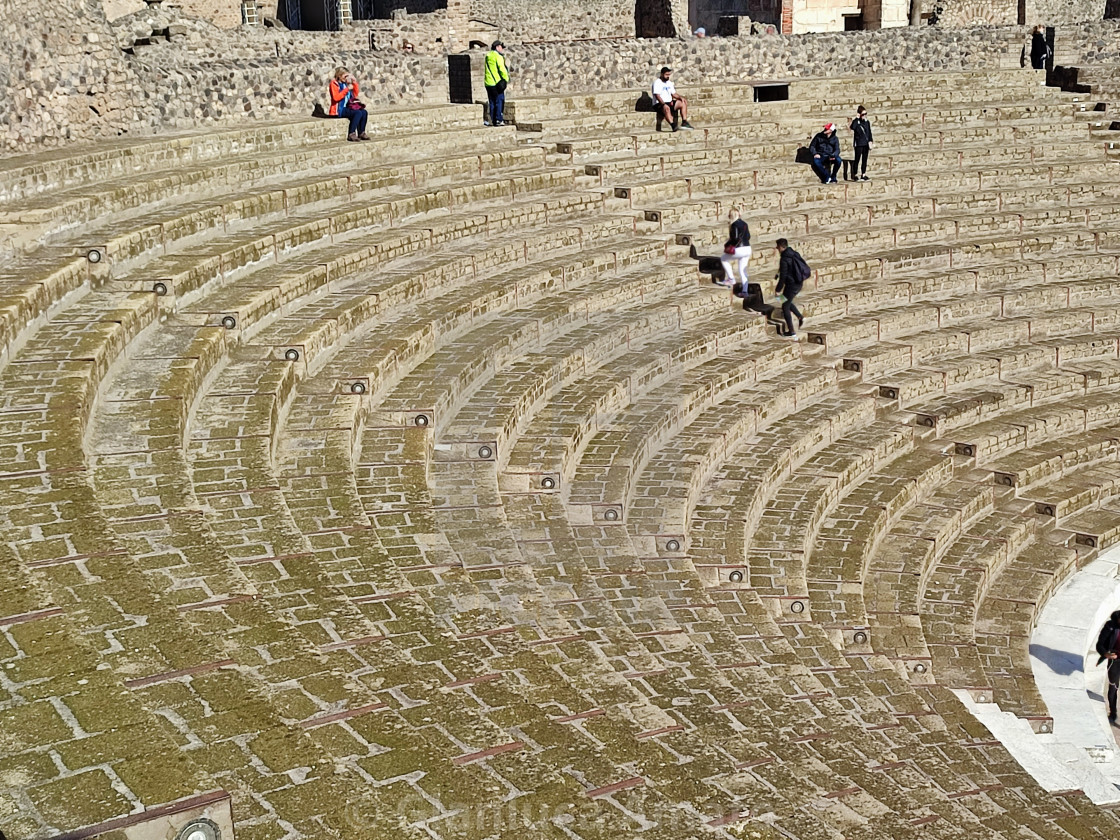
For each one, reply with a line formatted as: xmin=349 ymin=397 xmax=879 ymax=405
xmin=724 ymin=244 xmax=737 ymax=255
xmin=494 ymin=79 xmax=507 ymax=94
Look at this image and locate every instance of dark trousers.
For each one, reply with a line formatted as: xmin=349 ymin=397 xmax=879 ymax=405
xmin=337 ymin=106 xmax=367 ymax=136
xmin=846 ymin=145 xmax=869 ymax=178
xmin=811 ymin=156 xmax=840 ymax=183
xmin=486 ymin=85 xmax=505 ymax=125
xmin=782 ymin=294 xmax=803 ymax=335
xmin=1109 ymin=658 xmax=1120 ymax=718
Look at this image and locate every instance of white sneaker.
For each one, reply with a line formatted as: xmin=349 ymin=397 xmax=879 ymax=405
xmin=787 ymin=333 xmax=801 ymax=341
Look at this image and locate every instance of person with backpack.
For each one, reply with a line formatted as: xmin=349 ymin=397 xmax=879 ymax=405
xmin=719 ymin=208 xmax=751 ymax=289
xmin=484 ymin=41 xmax=510 ymax=126
xmin=774 ymin=238 xmax=809 ymax=340
xmin=1095 ymin=610 xmax=1120 ymax=724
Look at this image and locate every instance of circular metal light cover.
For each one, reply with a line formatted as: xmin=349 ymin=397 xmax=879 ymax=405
xmin=87 ymin=249 xmax=103 ymax=263
xmin=541 ymin=476 xmax=556 ymax=490
xmin=221 ymin=315 xmax=237 ymax=330
xmin=350 ymin=381 xmax=366 ymax=394
xmin=414 ymin=414 xmax=430 ymax=427
xmin=284 ymin=348 xmax=300 ymax=361
xmin=790 ymin=600 xmax=805 ymax=614
xmin=666 ymin=539 xmax=681 ymax=552
xmin=728 ymin=570 xmax=744 ymax=583
xmin=478 ymin=445 xmax=493 ymax=459
xmin=603 ymin=508 xmax=619 ymax=522
xmin=176 ymin=819 xmax=220 ymax=840
xmin=913 ymin=663 xmax=927 ymax=673
xmin=853 ymin=631 xmax=868 ymax=644
xmin=153 ymin=282 xmax=168 ymax=296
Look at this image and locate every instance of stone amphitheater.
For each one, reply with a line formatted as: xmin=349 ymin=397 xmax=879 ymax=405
xmin=7 ymin=4 xmax=1120 ymax=840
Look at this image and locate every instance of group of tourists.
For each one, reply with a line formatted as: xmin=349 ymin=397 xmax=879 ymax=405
xmin=807 ymin=108 xmax=874 ymax=184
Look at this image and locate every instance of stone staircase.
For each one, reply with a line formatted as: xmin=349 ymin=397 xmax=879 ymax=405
xmin=4 ymin=69 xmax=1120 ymax=839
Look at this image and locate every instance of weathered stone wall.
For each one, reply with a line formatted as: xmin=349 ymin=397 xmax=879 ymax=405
xmin=132 ymin=51 xmax=447 ymax=130
xmin=470 ymin=0 xmax=634 ymax=41
xmin=932 ymin=0 xmax=1018 ymax=26
xmin=1 ymin=0 xmax=138 ymax=149
xmin=9 ymin=3 xmax=1120 ymax=152
xmin=1056 ymin=17 xmax=1120 ymax=59
xmin=1028 ymin=0 xmax=1107 ymax=23
xmin=932 ymin=0 xmax=1105 ymax=25
xmin=500 ymin=24 xmax=1025 ymax=95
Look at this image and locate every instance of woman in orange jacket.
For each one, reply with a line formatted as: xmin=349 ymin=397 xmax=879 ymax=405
xmin=328 ymin=67 xmax=369 ymax=141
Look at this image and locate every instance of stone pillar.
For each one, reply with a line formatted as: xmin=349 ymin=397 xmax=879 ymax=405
xmin=781 ymin=0 xmax=793 ymax=32
xmin=448 ymin=0 xmax=469 ymax=50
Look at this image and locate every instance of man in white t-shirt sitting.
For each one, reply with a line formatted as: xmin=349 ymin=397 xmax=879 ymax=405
xmin=652 ymin=67 xmax=694 ymax=132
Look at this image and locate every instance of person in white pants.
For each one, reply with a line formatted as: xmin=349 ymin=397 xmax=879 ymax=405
xmin=719 ymin=208 xmax=752 ymax=288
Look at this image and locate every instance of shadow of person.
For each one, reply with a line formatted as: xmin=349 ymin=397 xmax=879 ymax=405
xmin=1029 ymin=643 xmax=1084 ymax=676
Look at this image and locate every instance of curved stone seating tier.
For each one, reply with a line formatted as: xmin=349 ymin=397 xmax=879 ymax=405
xmin=8 ymin=127 xmax=530 ymax=242
xmin=0 ymin=104 xmax=487 ymax=206
xmin=7 ymin=71 xmax=1120 ymax=840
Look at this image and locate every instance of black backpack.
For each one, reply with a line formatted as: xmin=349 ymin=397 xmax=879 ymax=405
xmin=791 ymin=251 xmax=812 ymax=282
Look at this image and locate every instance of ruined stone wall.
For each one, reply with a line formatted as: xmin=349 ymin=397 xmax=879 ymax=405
xmin=133 ymin=51 xmax=446 ymax=130
xmin=9 ymin=2 xmax=1120 ymax=151
xmin=932 ymin=0 xmax=1105 ymax=25
xmin=501 ymin=24 xmax=1024 ymax=95
xmin=470 ymin=0 xmax=634 ymax=41
xmin=1027 ymin=0 xmax=1106 ymax=23
xmin=1057 ymin=17 xmax=1120 ymax=58
xmin=1 ymin=0 xmax=138 ymax=149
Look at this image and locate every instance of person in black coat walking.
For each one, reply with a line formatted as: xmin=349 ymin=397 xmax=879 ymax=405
xmin=774 ymin=238 xmax=807 ymax=341
xmin=845 ymin=106 xmax=873 ymax=181
xmin=809 ymin=123 xmax=841 ymax=184
xmin=1096 ymin=610 xmax=1120 ymax=724
xmin=1030 ymin=25 xmax=1052 ymax=71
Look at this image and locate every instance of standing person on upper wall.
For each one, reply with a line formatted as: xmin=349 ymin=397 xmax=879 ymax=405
xmin=485 ymin=41 xmax=510 ymax=127
xmin=1030 ymin=25 xmax=1052 ymax=71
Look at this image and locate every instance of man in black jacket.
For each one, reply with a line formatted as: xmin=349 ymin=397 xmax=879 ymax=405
xmin=774 ymin=238 xmax=807 ymax=341
xmin=1096 ymin=610 xmax=1120 ymax=723
xmin=809 ymin=123 xmax=841 ymax=184
xmin=846 ymin=106 xmax=873 ymax=181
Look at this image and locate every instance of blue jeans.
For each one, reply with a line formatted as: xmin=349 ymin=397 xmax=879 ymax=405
xmin=811 ymin=155 xmax=840 ymax=183
xmin=486 ymin=85 xmax=505 ymax=125
xmin=337 ymin=106 xmax=367 ymax=136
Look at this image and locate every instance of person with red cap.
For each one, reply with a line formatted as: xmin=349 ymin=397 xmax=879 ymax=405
xmin=809 ymin=122 xmax=841 ymax=184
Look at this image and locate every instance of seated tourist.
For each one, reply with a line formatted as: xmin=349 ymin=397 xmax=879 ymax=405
xmin=652 ymin=67 xmax=694 ymax=132
xmin=809 ymin=122 xmax=841 ymax=184
xmin=328 ymin=67 xmax=370 ymax=142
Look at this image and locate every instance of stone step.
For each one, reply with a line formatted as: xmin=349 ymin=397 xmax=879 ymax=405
xmin=0 ymin=104 xmax=491 ymax=205
xmin=4 ymin=131 xmax=539 ymax=240
xmin=977 ymin=539 xmax=1085 ymax=723
xmin=986 ymin=426 xmax=1120 ymax=491
xmin=507 ymin=72 xmax=1063 ymax=124
xmin=922 ymin=510 xmax=1042 ymax=691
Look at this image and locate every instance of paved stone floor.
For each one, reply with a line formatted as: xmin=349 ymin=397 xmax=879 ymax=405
xmin=2 ymin=70 xmax=1120 ymax=839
